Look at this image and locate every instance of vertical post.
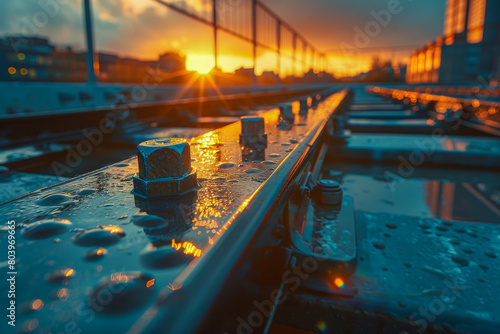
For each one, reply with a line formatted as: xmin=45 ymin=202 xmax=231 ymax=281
xmin=303 ymin=42 xmax=307 ymax=76
xmin=252 ymin=0 xmax=257 ymax=85
xmin=292 ymin=33 xmax=297 ymax=79
xmin=83 ymin=0 xmax=98 ymax=84
xmin=303 ymin=42 xmax=307 ymax=83
xmin=213 ymin=0 xmax=218 ymax=70
xmin=311 ymin=48 xmax=316 ymax=73
xmin=276 ymin=20 xmax=281 ymax=85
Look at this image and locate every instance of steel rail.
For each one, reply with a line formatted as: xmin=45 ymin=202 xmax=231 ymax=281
xmin=367 ymin=86 xmax=500 ymax=136
xmin=0 ymin=87 xmax=329 ymax=149
xmin=137 ymin=90 xmax=350 ymax=333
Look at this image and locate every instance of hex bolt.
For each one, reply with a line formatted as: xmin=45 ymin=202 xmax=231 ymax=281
xmin=279 ymin=104 xmax=295 ymax=122
xmin=133 ymin=138 xmax=197 ymax=197
xmin=241 ymin=116 xmax=265 ymax=135
xmin=299 ymin=98 xmax=309 ymax=111
xmin=239 ymin=116 xmax=267 ymax=148
xmin=311 ymin=179 xmax=343 ymax=206
xmin=333 ymin=116 xmax=346 ymax=135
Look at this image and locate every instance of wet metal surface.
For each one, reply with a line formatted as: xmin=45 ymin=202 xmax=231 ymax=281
xmin=0 ymin=173 xmax=67 ymax=203
xmin=274 ymin=211 xmax=500 ymax=333
xmin=270 ymin=88 xmax=500 ymax=334
xmin=330 ymin=133 xmax=500 ymax=167
xmin=0 ymin=91 xmax=342 ymax=332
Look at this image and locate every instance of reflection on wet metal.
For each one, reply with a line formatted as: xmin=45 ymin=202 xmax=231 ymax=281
xmin=134 ymin=191 xmax=197 ymax=245
xmin=0 ymin=90 xmax=347 ymax=333
xmin=279 ymin=103 xmax=295 ymax=129
xmin=239 ymin=116 xmax=268 ymax=162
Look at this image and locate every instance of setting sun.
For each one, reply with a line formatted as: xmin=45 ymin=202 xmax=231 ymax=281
xmin=186 ymin=54 xmax=214 ymax=74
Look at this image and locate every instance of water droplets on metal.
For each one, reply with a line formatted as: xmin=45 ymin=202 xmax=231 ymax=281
xmin=89 ymin=272 xmax=155 ymax=313
xmin=73 ymin=225 xmax=125 ymax=246
xmin=22 ymin=219 xmax=72 ymax=239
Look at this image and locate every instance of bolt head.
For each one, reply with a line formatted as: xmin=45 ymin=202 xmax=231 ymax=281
xmin=241 ymin=116 xmax=265 ymax=135
xmin=312 ymin=179 xmax=343 ymax=206
xmin=137 ymin=138 xmax=191 ymax=180
xmin=279 ymin=104 xmax=294 ymax=120
xmin=299 ymin=98 xmax=310 ymax=110
xmin=133 ymin=169 xmax=197 ymax=197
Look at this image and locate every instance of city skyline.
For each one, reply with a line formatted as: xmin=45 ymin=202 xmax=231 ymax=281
xmin=0 ymin=0 xmax=445 ymax=77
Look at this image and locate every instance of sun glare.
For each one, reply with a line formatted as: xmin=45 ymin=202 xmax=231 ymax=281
xmin=186 ymin=54 xmax=214 ymax=74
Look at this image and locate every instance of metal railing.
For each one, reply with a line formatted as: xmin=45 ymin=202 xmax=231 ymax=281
xmin=82 ymin=0 xmax=328 ymax=85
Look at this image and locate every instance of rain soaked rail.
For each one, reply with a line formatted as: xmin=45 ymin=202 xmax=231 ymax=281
xmin=0 ymin=89 xmax=349 ymax=333
xmin=367 ymin=86 xmax=500 ymax=136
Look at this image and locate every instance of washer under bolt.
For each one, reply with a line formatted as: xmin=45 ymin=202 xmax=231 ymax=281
xmin=311 ymin=179 xmax=343 ymax=206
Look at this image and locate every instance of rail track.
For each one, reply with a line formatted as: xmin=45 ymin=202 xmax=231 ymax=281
xmin=0 ymin=85 xmax=499 ymax=333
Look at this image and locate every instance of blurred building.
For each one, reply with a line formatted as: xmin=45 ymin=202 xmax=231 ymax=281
xmin=407 ymin=0 xmax=500 ymax=84
xmin=0 ymin=36 xmax=54 ymax=81
xmin=1 ymin=35 xmax=188 ymax=84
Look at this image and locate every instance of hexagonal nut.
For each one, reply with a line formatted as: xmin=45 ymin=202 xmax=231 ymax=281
xmin=133 ymin=168 xmax=198 ymax=196
xmin=241 ymin=116 xmax=265 ymax=135
xmin=311 ymin=180 xmax=343 ymax=206
xmin=137 ymin=138 xmax=191 ymax=180
xmin=279 ymin=104 xmax=294 ymax=120
xmin=299 ymin=97 xmax=310 ymax=110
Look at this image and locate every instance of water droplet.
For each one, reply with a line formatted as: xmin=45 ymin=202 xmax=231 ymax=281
xmin=373 ymin=242 xmax=385 ymax=250
xmin=22 ymin=219 xmax=72 ymax=239
xmin=245 ymin=168 xmax=264 ymax=174
xmin=73 ymin=225 xmax=125 ymax=246
xmin=268 ymin=153 xmax=281 ymax=158
xmin=485 ymin=252 xmax=497 ymax=259
xmin=385 ymin=223 xmax=397 ymax=229
xmin=84 ymin=248 xmax=108 ymax=261
xmin=115 ymin=163 xmax=129 ymax=167
xmin=451 ymin=256 xmax=469 ymax=267
xmin=140 ymin=244 xmax=193 ymax=269
xmin=397 ymin=301 xmax=407 ymax=308
xmin=89 ymin=272 xmax=155 ymax=313
xmin=77 ymin=189 xmax=96 ymax=196
xmin=46 ymin=268 xmax=75 ymax=283
xmin=218 ymin=163 xmax=237 ymax=169
xmin=36 ymin=193 xmax=72 ymax=206
xmin=131 ymin=214 xmax=168 ymax=229
xmin=436 ymin=226 xmax=448 ymax=232
xmin=262 ymin=161 xmax=276 ymax=165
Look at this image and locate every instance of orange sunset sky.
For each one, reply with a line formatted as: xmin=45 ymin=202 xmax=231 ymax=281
xmin=1 ymin=0 xmax=445 ymax=77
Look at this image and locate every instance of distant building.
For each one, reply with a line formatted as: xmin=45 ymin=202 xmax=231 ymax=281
xmin=258 ymin=71 xmax=279 ymax=85
xmin=407 ymin=0 xmax=500 ymax=85
xmin=233 ymin=67 xmax=254 ymax=85
xmin=157 ymin=52 xmax=186 ymax=72
xmin=0 ymin=36 xmax=54 ymax=81
xmin=0 ymin=35 xmax=188 ymax=84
